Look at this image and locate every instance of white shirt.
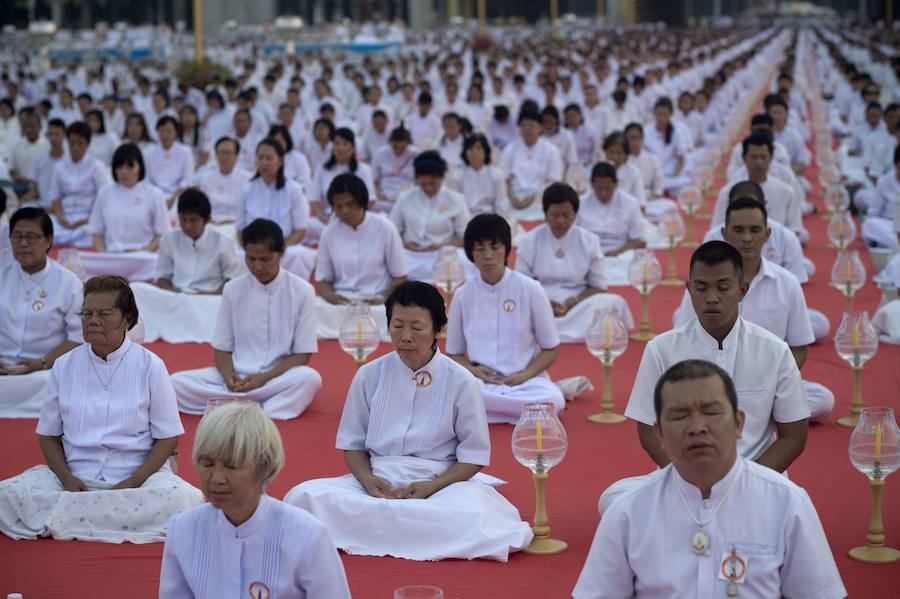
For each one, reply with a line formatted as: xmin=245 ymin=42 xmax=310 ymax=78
xmin=573 ymin=458 xmax=846 ymax=599
xmin=371 ymin=144 xmax=417 ymax=202
xmin=29 ymin=150 xmax=66 ymax=206
xmin=237 ymin=178 xmax=309 ymax=237
xmin=0 ymin=259 xmax=83 ymax=362
xmin=315 ymin=212 xmax=407 ymax=298
xmin=643 ymin=124 xmax=689 ymax=176
xmin=447 ymin=268 xmax=559 ymax=378
xmin=302 ymin=140 xmax=332 ymax=173
xmin=195 ymin=166 xmax=252 ymax=223
xmin=869 ymin=170 xmax=900 ymax=220
xmin=544 ymin=128 xmax=579 ymax=168
xmin=407 ymin=111 xmax=442 ymax=149
xmin=726 ymin=140 xmax=792 ymax=177
xmin=87 ymin=132 xmax=121 ymax=166
xmin=308 ymin=162 xmax=375 ymax=204
xmin=516 ymin=223 xmax=606 ymax=302
xmin=627 ymin=151 xmax=665 ymax=197
xmin=448 ymin=165 xmax=511 ymax=215
xmin=500 ymin=137 xmax=564 ymax=194
xmin=625 ymin=318 xmax=808 ymax=460
xmin=712 ymin=176 xmax=803 ymax=235
xmin=9 ymin=136 xmax=48 ymax=179
xmin=156 ymin=228 xmax=241 ymax=293
xmin=576 ymin=188 xmax=647 ymax=252
xmin=616 ymin=161 xmax=648 ymax=207
xmin=703 ymin=220 xmax=807 ymax=283
xmin=48 ymin=154 xmax=111 ymax=221
xmin=160 ymin=494 xmax=351 ymax=599
xmin=145 ymin=142 xmax=195 ymax=194
xmin=390 ymin=186 xmax=470 ymax=247
xmin=36 ymin=338 xmax=184 ymax=483
xmin=773 ymin=125 xmax=810 ymax=167
xmin=88 ymin=180 xmax=169 ymax=251
xmin=673 ymin=258 xmax=815 ymax=348
xmin=283 ymin=149 xmax=312 ymax=190
xmin=436 ymin=134 xmax=465 ymax=172
xmin=212 ymin=270 xmax=318 ymax=375
xmin=336 ymin=349 xmax=490 ymax=466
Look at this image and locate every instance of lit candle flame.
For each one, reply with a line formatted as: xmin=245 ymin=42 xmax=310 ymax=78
xmin=536 ymin=418 xmax=543 ymax=453
xmin=875 ymin=423 xmax=882 ymax=460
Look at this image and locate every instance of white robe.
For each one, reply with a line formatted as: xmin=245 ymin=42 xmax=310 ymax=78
xmin=371 ymin=144 xmax=417 ymax=204
xmin=575 ymin=189 xmax=648 ymax=285
xmin=446 ymin=269 xmax=565 ymax=424
xmin=171 ymin=270 xmax=322 ymax=420
xmin=195 ymin=166 xmax=253 ymax=223
xmin=160 ymin=495 xmax=351 ymax=599
xmin=0 ymin=259 xmax=83 ymax=418
xmin=283 ymin=350 xmax=533 ymax=561
xmin=145 ymin=142 xmax=195 ymax=195
xmin=47 ymin=154 xmax=111 ymax=246
xmin=500 ymin=138 xmax=564 ymax=220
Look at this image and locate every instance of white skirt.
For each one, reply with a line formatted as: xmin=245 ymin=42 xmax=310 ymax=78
xmin=873 ymin=299 xmax=900 ymax=344
xmin=601 ymin=250 xmax=636 ymax=287
xmin=0 ymin=369 xmax=50 ymax=418
xmin=0 ymin=465 xmax=203 ymax=544
xmin=79 ymin=250 xmax=159 ymax=282
xmin=554 ymin=293 xmax=635 ymax=343
xmin=171 ymin=365 xmax=322 ymax=420
xmin=131 ymin=282 xmax=222 ymax=344
xmin=315 ymin=296 xmax=390 ymax=341
xmin=480 ymin=376 xmax=565 ymax=425
xmin=283 ymin=455 xmax=533 ymax=562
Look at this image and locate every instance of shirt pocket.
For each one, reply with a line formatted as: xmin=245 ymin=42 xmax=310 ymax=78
xmin=727 ymin=542 xmax=782 ymax=591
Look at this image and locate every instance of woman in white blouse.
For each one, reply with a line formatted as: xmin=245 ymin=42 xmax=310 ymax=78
xmin=389 ymin=150 xmax=472 ymax=283
xmin=82 ymin=143 xmax=169 ymax=282
xmin=315 ymin=173 xmax=407 ymax=339
xmin=122 ymin=112 xmax=156 ymax=157
xmin=85 ymin=109 xmax=120 ymax=167
xmin=624 ymin=122 xmax=678 ymax=217
xmin=308 ymin=127 xmax=375 ymax=234
xmin=268 ymin=124 xmax=311 ymax=192
xmin=160 ymin=402 xmax=351 ymax=598
xmin=178 ymin=104 xmax=209 ymax=169
xmin=516 ymin=183 xmax=634 ymax=343
xmin=47 ymin=121 xmax=111 ymax=247
xmin=0 ymin=207 xmax=82 ymax=418
xmin=285 ymin=281 xmax=532 ymax=561
xmin=236 ymin=138 xmax=316 ymax=281
xmin=145 ymin=115 xmax=195 ymax=209
xmin=602 ymin=131 xmax=647 ymax=208
xmin=0 ymin=276 xmax=202 ymax=543
xmin=643 ymin=97 xmax=690 ymax=192
xmin=371 ymin=125 xmax=417 ymax=209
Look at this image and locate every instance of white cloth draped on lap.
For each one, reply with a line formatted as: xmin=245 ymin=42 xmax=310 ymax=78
xmin=79 ymin=251 xmax=159 ymax=282
xmin=315 ymin=297 xmax=390 ymax=341
xmin=0 ymin=465 xmax=202 ymax=543
xmin=131 ymin=283 xmax=221 ymax=344
xmin=554 ymin=294 xmax=635 ymax=343
xmin=0 ymin=369 xmax=50 ymax=418
xmin=873 ymin=299 xmax=900 ymax=344
xmin=402 ymin=247 xmax=476 ymax=284
xmin=172 ymin=366 xmax=322 ymax=420
xmin=643 ymin=197 xmax=680 ymax=219
xmin=600 ymin=250 xmax=636 ymax=287
xmin=49 ymin=214 xmax=92 ymax=247
xmin=284 ymin=455 xmax=533 ymax=562
xmin=479 ymin=377 xmax=565 ymax=425
xmin=510 ymin=194 xmax=547 ymax=221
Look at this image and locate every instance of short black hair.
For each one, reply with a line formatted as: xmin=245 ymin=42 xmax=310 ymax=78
xmin=763 ymin=93 xmax=788 ymax=112
xmin=590 ymin=161 xmax=618 ymax=182
xmin=389 ymin=125 xmax=411 ymax=143
xmin=47 ymin=117 xmax=66 ymax=131
xmin=156 ymin=115 xmax=181 ymax=136
xmin=541 ymin=105 xmax=560 ymax=121
xmin=85 ymin=108 xmax=106 ymax=133
xmin=624 ymin=121 xmax=643 ymax=136
xmin=241 ymin=218 xmax=285 ymax=252
xmin=111 ymin=143 xmax=146 ymax=182
xmin=417 ymin=91 xmax=433 ymax=105
xmin=750 ymin=113 xmax=773 ymax=128
xmin=413 ymin=150 xmax=447 ymax=178
xmin=10 ymin=206 xmax=53 ymax=238
xmin=327 ymin=173 xmax=369 ymax=210
xmin=741 ymin=131 xmax=773 ymax=156
xmin=542 ymin=182 xmax=579 ymax=213
xmin=83 ymin=276 xmax=139 ymax=330
xmin=653 ymin=359 xmax=739 ymax=421
xmin=215 ymin=136 xmax=240 ymax=154
xmin=725 ymin=197 xmax=767 ymax=226
xmin=517 ymin=109 xmax=541 ymax=126
xmin=727 ymin=180 xmax=764 ymax=203
xmin=66 ymin=120 xmax=92 ymax=143
xmin=602 ymin=131 xmax=628 ymax=154
xmin=461 ymin=133 xmax=492 ymax=166
xmin=177 ymin=188 xmax=212 ymax=221
xmin=689 ymin=240 xmax=744 ymax=282
xmin=463 ymin=213 xmax=511 ymax=264
xmin=385 ymin=280 xmax=448 ymax=337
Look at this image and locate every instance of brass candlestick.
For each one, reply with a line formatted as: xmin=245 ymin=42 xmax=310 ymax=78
xmin=849 ymin=477 xmax=900 ymax=563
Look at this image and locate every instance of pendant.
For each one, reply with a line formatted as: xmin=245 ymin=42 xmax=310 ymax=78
xmin=555 ymin=249 xmax=565 ymax=258
xmin=727 ymin=582 xmax=738 ymax=597
xmin=39 ymin=289 xmax=47 ymax=298
xmin=691 ymin=529 xmax=710 ymax=554
xmin=32 ymin=300 xmax=44 ymax=312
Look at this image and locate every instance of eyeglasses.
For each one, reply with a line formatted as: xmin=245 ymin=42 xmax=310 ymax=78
xmin=10 ymin=233 xmax=44 ymax=244
xmin=78 ymin=308 xmax=121 ymax=320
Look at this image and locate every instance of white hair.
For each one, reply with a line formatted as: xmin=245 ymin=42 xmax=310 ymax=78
xmin=192 ymin=403 xmax=285 ymax=486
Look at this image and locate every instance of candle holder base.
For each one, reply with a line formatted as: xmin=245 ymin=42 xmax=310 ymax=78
xmin=837 ymin=415 xmax=860 ymax=429
xmin=848 ymin=545 xmax=900 ymax=564
xmin=630 ymin=331 xmax=656 ymax=342
xmin=587 ymin=412 xmax=627 ymax=424
xmin=523 ymin=536 xmax=568 ymax=555
xmin=660 ymin=277 xmax=683 ymax=287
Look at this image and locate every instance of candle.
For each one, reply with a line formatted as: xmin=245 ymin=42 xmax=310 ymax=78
xmin=536 ymin=418 xmax=543 ymax=453
xmin=356 ymin=319 xmax=363 ymax=344
xmin=846 ymin=256 xmax=853 ymax=282
xmin=875 ymin=423 xmax=882 ymax=460
xmin=852 ymin=321 xmax=861 ymax=349
xmin=837 ymin=217 xmax=845 ymax=241
xmin=445 ymin=260 xmax=452 ymax=290
xmin=642 ymin=256 xmax=649 ymax=283
xmin=603 ymin=319 xmax=611 ymax=348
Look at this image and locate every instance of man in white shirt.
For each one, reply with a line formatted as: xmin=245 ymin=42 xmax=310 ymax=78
xmin=8 ymin=108 xmax=48 ymax=193
xmin=599 ymin=241 xmax=809 ymax=513
xmin=726 ymin=114 xmax=791 ymax=178
xmin=171 ymin=218 xmax=322 ymax=420
xmin=766 ymin=94 xmax=810 ymax=176
xmin=195 ymin=137 xmax=252 ymax=224
xmin=574 ymin=360 xmax=845 ymax=599
xmin=499 ymin=110 xmax=564 ymax=216
xmin=407 ymin=92 xmax=442 ymax=151
xmin=20 ymin=118 xmax=67 ymax=206
xmin=860 ymin=146 xmax=900 ymax=249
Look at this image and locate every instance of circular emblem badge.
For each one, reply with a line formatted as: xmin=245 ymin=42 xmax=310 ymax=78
xmin=502 ymin=299 xmax=517 ymax=313
xmin=32 ymin=301 xmax=44 ymax=312
xmin=414 ymin=370 xmax=433 ymax=387
xmin=721 ymin=551 xmax=746 ymax=581
xmin=248 ymin=581 xmax=270 ymax=599
xmin=555 ymin=249 xmax=565 ymax=258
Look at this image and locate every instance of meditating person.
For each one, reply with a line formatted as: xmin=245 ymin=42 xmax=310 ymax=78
xmin=390 ymin=150 xmax=472 ymax=283
xmin=236 ymin=137 xmax=317 ymax=281
xmin=575 ymin=162 xmax=648 ymax=285
xmin=0 ymin=275 xmax=203 ymax=542
xmin=171 ymin=218 xmax=322 ymax=420
xmin=860 ymin=145 xmax=900 ymax=250
xmin=46 ymin=121 xmax=110 ymax=247
xmin=371 ymin=125 xmax=417 ymax=209
xmin=194 ymin=136 xmax=252 ymax=231
xmin=599 ymin=241 xmax=808 ymax=514
xmin=315 ymin=173 xmax=407 ymax=339
xmin=675 ymin=199 xmax=834 ymax=421
xmin=159 ymin=402 xmax=351 ymax=598
xmin=122 ymin=112 xmax=156 ymax=156
xmin=516 ymin=183 xmax=634 ymax=342
xmin=85 ymin=109 xmax=120 ymax=166
xmin=284 ymin=281 xmax=533 ymax=561
xmin=268 ymin=123 xmax=311 ymax=192
xmin=0 ymin=207 xmax=82 ymax=418
xmin=602 ymin=131 xmax=647 ymax=208
xmin=624 ymin=122 xmax=678 ymax=216
xmin=132 ymin=189 xmax=241 ymax=344
xmin=81 ymin=143 xmax=169 ymax=282
xmin=307 ymin=127 xmax=375 ymax=232
xmin=642 ymin=97 xmax=691 ymax=195
xmin=446 ymin=214 xmax=565 ymax=424
xmin=499 ymin=109 xmax=564 ymax=219
xmin=145 ymin=116 xmax=195 ymax=209
xmin=573 ymin=360 xmax=845 ymax=599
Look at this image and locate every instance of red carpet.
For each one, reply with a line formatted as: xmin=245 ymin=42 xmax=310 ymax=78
xmin=3 ymin=176 xmax=900 ymax=598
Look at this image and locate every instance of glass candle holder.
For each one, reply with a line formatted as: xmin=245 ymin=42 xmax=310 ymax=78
xmin=338 ymin=302 xmax=381 ymax=365
xmin=584 ymin=309 xmax=629 ymax=424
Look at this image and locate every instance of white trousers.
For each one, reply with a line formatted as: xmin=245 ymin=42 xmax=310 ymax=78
xmin=862 ymin=217 xmax=899 ymax=249
xmin=171 ymin=365 xmax=322 ymax=420
xmin=480 ymin=376 xmax=565 ymax=424
xmin=809 ymin=309 xmax=831 ymax=344
xmin=314 ymin=296 xmax=390 ymax=341
xmin=0 ymin=370 xmax=51 ymax=418
xmin=79 ymin=251 xmax=159 ymax=282
xmin=804 ymin=380 xmax=834 ymax=423
xmin=554 ymin=293 xmax=635 ymax=343
xmin=873 ymin=299 xmax=900 ymax=344
xmin=283 ymin=455 xmax=532 ymax=562
xmin=131 ymin=282 xmax=222 ymax=343
xmin=0 ymin=465 xmax=202 ymax=543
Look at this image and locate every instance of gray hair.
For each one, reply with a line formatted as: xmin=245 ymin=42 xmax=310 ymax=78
xmin=192 ymin=402 xmax=285 ymax=487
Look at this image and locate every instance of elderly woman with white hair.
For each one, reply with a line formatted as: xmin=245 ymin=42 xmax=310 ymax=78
xmin=0 ymin=275 xmax=202 ymax=543
xmin=159 ymin=402 xmax=351 ymax=598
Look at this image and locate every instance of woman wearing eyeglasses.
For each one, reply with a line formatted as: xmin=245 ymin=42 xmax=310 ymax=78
xmin=0 ymin=275 xmax=203 ymax=543
xmin=0 ymin=207 xmax=82 ymax=418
